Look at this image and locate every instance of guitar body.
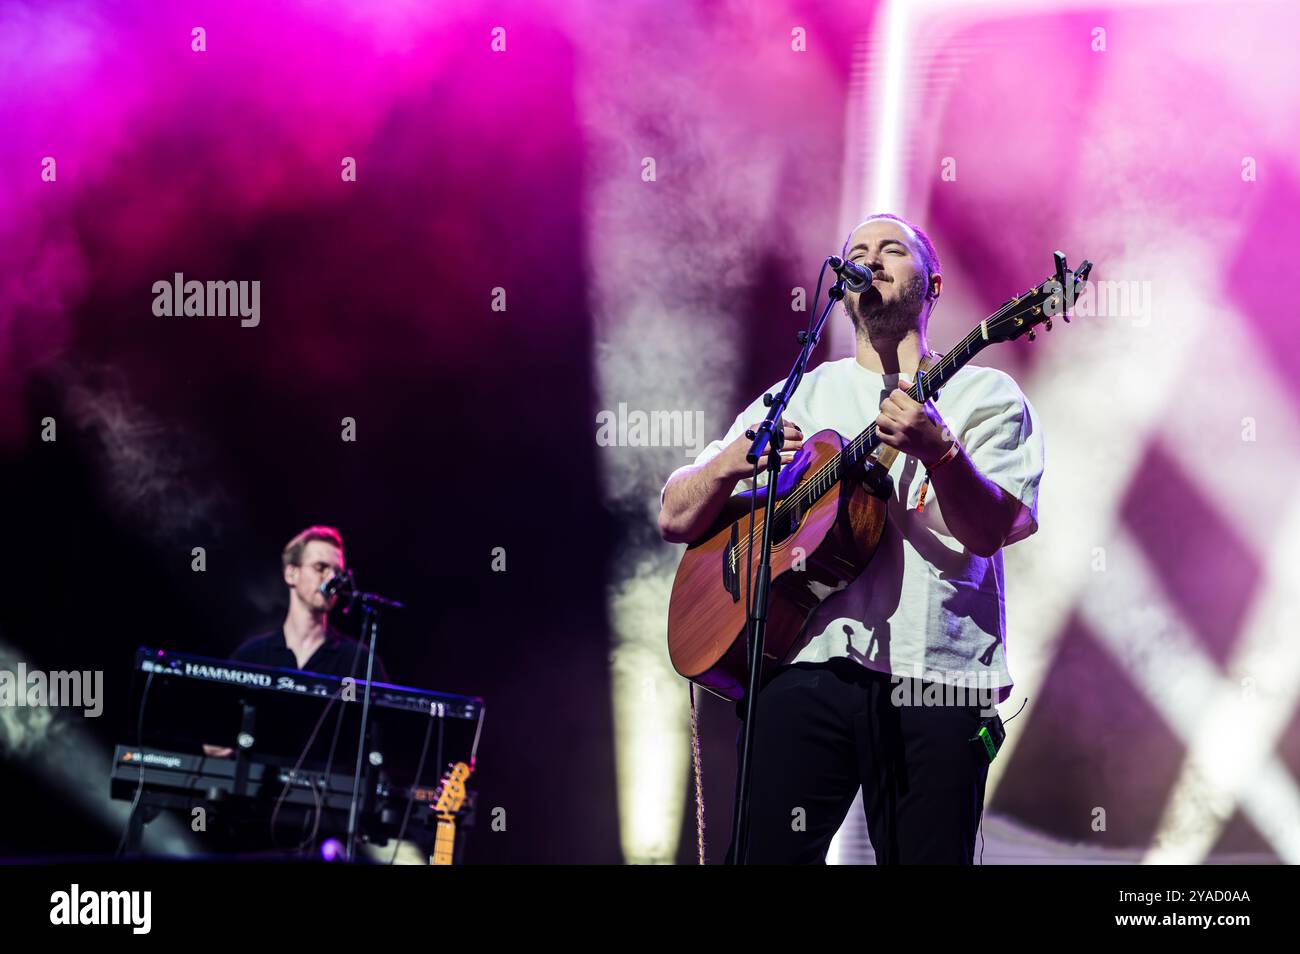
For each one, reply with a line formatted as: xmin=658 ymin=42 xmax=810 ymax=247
xmin=666 ymin=428 xmax=890 ymax=699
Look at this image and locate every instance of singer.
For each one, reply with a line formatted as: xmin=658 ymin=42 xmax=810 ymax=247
xmin=659 ymin=214 xmax=1044 ymax=864
xmin=230 ymin=525 xmax=389 ymax=681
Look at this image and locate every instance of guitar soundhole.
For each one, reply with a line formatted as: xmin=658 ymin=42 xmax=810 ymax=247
xmin=770 ymin=505 xmax=800 ymax=545
xmin=721 ymin=506 xmax=802 ymax=598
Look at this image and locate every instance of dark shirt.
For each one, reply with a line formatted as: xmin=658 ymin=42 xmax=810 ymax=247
xmin=230 ymin=626 xmax=389 ymax=682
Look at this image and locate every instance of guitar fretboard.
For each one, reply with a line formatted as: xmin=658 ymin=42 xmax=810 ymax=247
xmin=773 ymin=322 xmax=992 ymax=521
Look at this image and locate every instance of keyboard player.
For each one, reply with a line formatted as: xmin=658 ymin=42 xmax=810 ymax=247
xmin=201 ymin=526 xmax=423 ymax=862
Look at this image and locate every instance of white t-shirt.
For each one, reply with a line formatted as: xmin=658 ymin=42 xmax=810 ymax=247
xmin=661 ymin=356 xmax=1044 ymax=703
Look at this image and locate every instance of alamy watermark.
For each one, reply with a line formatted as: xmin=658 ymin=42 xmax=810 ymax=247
xmin=0 ymin=663 xmax=103 ymax=717
xmin=890 ymin=663 xmax=1002 ymax=717
xmin=596 ymin=403 xmax=706 ymax=458
xmin=1047 ymin=278 xmax=1152 ymax=327
xmin=50 ymin=884 xmax=151 ymax=934
xmin=152 ymin=272 xmax=260 ymax=327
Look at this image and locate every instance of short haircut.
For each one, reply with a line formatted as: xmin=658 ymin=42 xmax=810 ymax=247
xmin=843 ymin=212 xmax=942 ymax=284
xmin=282 ymin=525 xmax=345 ymax=568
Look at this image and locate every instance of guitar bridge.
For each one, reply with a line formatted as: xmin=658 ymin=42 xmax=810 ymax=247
xmin=721 ymin=522 xmax=741 ymax=603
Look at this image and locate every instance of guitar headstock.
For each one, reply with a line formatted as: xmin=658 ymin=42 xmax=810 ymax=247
xmin=433 ymin=761 xmax=473 ymax=816
xmin=984 ymin=251 xmax=1093 ymax=344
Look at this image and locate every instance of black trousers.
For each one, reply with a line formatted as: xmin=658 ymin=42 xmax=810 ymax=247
xmin=728 ymin=658 xmax=991 ymax=864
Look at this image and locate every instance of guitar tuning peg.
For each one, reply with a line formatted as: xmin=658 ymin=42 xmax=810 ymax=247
xmin=1045 ymin=319 xmax=1053 ymax=331
xmin=1027 ymin=330 xmax=1037 ymax=341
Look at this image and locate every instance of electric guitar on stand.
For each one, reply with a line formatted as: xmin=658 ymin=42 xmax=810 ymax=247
xmin=429 ymin=761 xmax=473 ymax=866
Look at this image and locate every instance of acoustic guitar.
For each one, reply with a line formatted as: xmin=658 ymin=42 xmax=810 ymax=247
xmin=667 ymin=253 xmax=1091 ymax=699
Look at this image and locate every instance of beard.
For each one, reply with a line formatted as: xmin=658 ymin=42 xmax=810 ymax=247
xmin=846 ymin=273 xmax=927 ymax=342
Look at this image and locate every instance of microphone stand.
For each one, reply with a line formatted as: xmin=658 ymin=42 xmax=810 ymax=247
xmin=728 ymin=262 xmax=847 ymax=865
xmin=340 ymin=584 xmax=406 ymax=863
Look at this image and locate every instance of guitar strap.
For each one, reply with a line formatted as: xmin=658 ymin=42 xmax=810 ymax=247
xmin=688 ymin=683 xmax=706 ymax=865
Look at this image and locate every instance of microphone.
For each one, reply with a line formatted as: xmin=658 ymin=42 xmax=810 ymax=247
xmin=319 ymin=568 xmax=354 ymax=600
xmin=828 ymin=256 xmax=873 ymax=292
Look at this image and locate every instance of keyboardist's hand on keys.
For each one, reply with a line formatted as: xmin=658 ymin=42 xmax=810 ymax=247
xmin=202 ymin=744 xmax=234 ymax=758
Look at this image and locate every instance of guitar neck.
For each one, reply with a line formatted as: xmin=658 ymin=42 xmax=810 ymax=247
xmin=432 ymin=816 xmax=457 ymax=865
xmin=841 ymin=326 xmax=992 ymax=472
